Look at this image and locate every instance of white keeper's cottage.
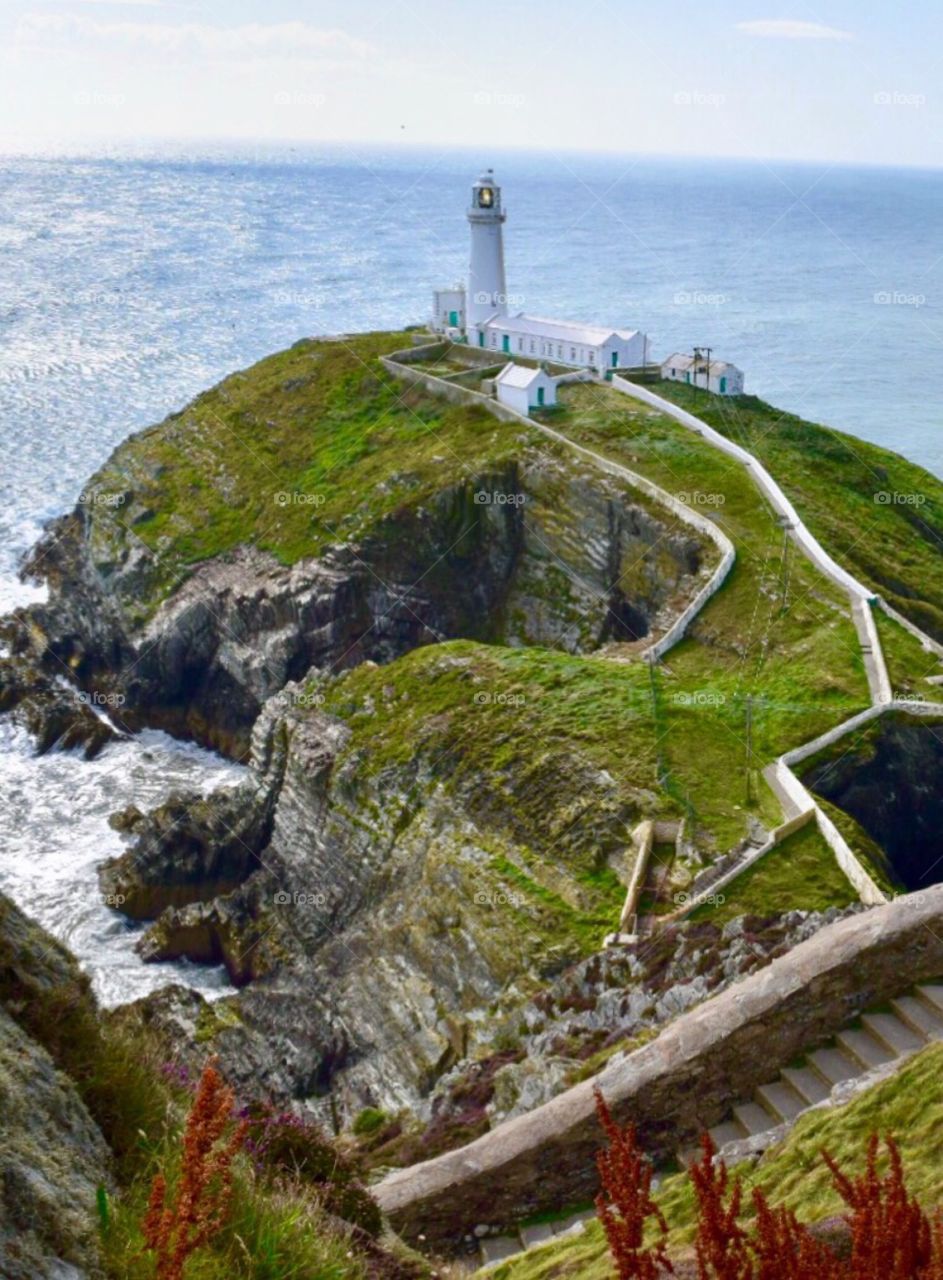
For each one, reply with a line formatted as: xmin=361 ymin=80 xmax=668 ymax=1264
xmin=661 ymin=352 xmax=744 ymax=396
xmin=431 ymin=169 xmax=651 ymax=374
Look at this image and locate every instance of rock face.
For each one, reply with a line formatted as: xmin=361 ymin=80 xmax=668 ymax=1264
xmin=803 ymin=712 xmax=943 ymax=892
xmin=0 ymin=894 xmax=110 ymax=1279
xmin=5 ymin=376 xmax=712 ymax=1123
xmin=105 ymin=671 xmax=647 ymax=1112
xmin=407 ymin=906 xmax=858 ymax=1152
xmin=8 ymin=446 xmax=708 ymax=760
xmin=0 ymin=1006 xmax=109 ymax=1279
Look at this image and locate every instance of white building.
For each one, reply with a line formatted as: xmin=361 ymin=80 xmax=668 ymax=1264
xmin=661 ymin=353 xmax=744 ymax=396
xmin=432 ymin=285 xmax=466 ymax=338
xmin=479 ymin=313 xmax=649 ymax=372
xmin=431 ymin=169 xmax=650 ymax=374
xmin=494 ymin=362 xmax=557 ymax=415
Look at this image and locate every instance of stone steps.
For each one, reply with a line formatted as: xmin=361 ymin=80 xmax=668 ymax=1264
xmin=459 ymin=981 xmax=943 ymax=1271
xmin=477 ymin=1207 xmax=596 ymax=1269
xmin=476 ymin=993 xmax=943 ymax=1268
xmin=680 ymin=983 xmax=943 ymax=1166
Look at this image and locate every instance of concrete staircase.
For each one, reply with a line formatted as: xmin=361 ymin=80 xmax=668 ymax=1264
xmin=685 ymin=982 xmax=943 ymax=1165
xmin=476 ymin=1207 xmax=597 ymax=1269
xmin=472 ymin=984 xmax=943 ymax=1270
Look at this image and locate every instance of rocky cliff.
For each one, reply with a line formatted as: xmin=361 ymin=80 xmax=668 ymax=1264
xmin=0 ymin=893 xmax=110 ymax=1279
xmin=8 ymin=328 xmax=943 ymax=1245
xmin=1 ymin=334 xmax=709 ymax=761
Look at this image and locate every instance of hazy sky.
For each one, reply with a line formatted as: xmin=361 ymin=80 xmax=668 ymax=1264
xmin=2 ymin=0 xmax=941 ymax=166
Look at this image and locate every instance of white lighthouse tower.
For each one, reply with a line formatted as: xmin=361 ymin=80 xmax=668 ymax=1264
xmin=465 ymin=168 xmax=507 ymax=337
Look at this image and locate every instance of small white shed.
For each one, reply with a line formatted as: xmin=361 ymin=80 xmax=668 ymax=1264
xmin=494 ymin=362 xmax=557 ymax=415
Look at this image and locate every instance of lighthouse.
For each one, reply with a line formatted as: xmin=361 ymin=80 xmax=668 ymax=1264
xmin=466 ymin=169 xmax=507 ymax=333
xmin=430 ymin=170 xmax=655 ymax=376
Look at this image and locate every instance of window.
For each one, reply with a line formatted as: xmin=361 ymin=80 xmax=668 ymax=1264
xmin=518 ymin=338 xmax=523 ymax=351
xmin=557 ymin=345 xmax=563 ymax=358
xmin=589 ymin=350 xmax=595 ymax=363
xmin=570 ymin=348 xmax=576 ymax=361
xmin=530 ymin=340 xmax=535 ymax=354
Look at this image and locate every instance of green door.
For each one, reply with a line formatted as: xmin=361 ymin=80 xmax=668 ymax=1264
xmin=537 ymin=387 xmax=545 ymax=407
xmin=479 ymin=332 xmax=485 ymax=347
xmin=611 ymin=351 xmax=618 ymax=368
xmin=719 ymin=376 xmax=727 ymax=394
xmin=449 ymin=310 xmax=459 ymax=327
xmin=502 ymin=335 xmax=510 ymax=353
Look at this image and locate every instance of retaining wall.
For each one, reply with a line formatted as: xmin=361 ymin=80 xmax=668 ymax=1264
xmin=669 ymin=806 xmax=817 ymax=921
xmin=376 ymin=884 xmax=943 ymax=1245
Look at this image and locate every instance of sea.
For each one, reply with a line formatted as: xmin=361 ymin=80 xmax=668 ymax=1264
xmin=1 ymin=140 xmax=942 ymax=1004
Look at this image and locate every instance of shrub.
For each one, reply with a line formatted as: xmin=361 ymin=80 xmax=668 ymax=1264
xmin=141 ymin=1059 xmax=247 ymax=1280
xmin=353 ymin=1107 xmax=389 ymax=1137
xmin=242 ymin=1103 xmax=382 ymax=1236
xmin=594 ymin=1089 xmax=672 ymax=1278
xmin=594 ymin=1099 xmax=943 ymax=1279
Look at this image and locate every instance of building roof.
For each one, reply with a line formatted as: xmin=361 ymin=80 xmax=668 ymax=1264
xmin=495 ymin=362 xmax=548 ymax=389
xmin=662 ymin=353 xmax=742 ymax=375
xmin=484 ymin=312 xmax=640 ymax=347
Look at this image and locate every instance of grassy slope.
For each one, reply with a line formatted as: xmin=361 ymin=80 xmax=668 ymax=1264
xmin=315 ymin=641 xmax=653 ymax=957
xmin=81 ymin=335 xmax=934 ymax=907
xmin=874 ymin=608 xmax=943 ymax=698
xmin=648 ymin=381 xmax=943 ymax=641
xmin=551 ymin=381 xmax=870 ymax=853
xmin=487 ymin=1041 xmax=943 ymax=1280
xmin=689 ymin=820 xmax=859 ymax=925
xmin=87 ymin=331 xmax=544 ymax=621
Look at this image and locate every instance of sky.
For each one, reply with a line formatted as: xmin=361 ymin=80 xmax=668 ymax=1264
xmin=1 ymin=0 xmax=941 ymax=166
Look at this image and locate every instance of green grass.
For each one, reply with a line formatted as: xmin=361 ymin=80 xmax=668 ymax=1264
xmin=317 ymin=640 xmax=657 ymax=955
xmin=646 ymin=381 xmax=943 ymax=642
xmin=874 ymin=608 xmax=943 ymax=700
xmin=689 ymin=819 xmax=859 ymax=924
xmin=487 ymin=1041 xmax=943 ymax=1279
xmin=816 ymin=798 xmax=902 ymax=898
xmin=551 ymin=380 xmax=871 ymax=853
xmin=83 ymin=338 xmax=937 ymax=881
xmin=87 ymin=331 xmax=543 ymax=620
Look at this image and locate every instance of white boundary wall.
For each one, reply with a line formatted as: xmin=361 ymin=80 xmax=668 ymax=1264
xmin=610 ymin=376 xmax=876 ymax=602
xmin=383 ymin=348 xmax=943 ymax=914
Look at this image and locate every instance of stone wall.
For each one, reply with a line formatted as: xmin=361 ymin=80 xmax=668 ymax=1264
xmin=376 ymin=884 xmax=943 ymax=1246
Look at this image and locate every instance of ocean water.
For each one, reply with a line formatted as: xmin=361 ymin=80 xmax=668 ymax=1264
xmin=1 ymin=140 xmax=942 ymax=1002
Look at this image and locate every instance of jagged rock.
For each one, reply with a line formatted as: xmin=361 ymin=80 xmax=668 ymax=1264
xmin=99 ymin=780 xmax=276 ymax=921
xmin=11 ymin=416 xmax=709 ymax=760
xmin=0 ymin=615 xmax=118 ymax=760
xmin=0 ymin=1006 xmax=109 ymax=1279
